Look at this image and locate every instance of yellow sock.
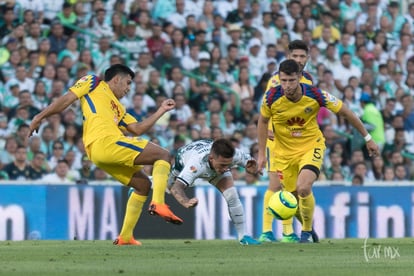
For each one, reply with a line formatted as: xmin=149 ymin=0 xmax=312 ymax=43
xmin=282 ymin=217 xmax=294 ymax=235
xmin=299 ymin=193 xmax=315 ymax=232
xmin=262 ymin=190 xmax=275 ymax=232
xmin=294 ymin=207 xmax=303 ymax=224
xmin=119 ymin=192 xmax=147 ymax=241
xmin=151 ymin=160 xmax=171 ymax=204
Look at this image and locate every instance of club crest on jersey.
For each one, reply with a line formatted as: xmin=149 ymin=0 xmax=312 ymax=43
xmin=304 ymin=107 xmax=312 ymax=113
xmin=328 ymin=94 xmax=338 ymax=105
xmin=190 ymin=166 xmax=197 ymax=173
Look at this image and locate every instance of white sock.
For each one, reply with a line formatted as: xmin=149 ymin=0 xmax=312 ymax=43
xmin=222 ymin=187 xmax=246 ymax=240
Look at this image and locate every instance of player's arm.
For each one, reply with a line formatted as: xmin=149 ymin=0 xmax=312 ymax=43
xmin=337 ymin=104 xmax=380 ymax=157
xmin=257 ymin=113 xmax=270 ymax=173
xmin=126 ymin=99 xmax=175 ymax=136
xmin=29 ymin=91 xmax=78 ymax=136
xmin=170 ymin=180 xmax=198 ymax=208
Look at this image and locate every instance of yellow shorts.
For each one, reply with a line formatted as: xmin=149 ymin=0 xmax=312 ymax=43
xmin=268 ymin=139 xmax=325 ymax=192
xmin=87 ymin=135 xmax=149 ymax=185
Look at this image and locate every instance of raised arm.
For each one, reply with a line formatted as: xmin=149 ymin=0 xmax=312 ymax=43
xmin=29 ymin=91 xmax=78 ymax=136
xmin=126 ymin=99 xmax=175 ymax=136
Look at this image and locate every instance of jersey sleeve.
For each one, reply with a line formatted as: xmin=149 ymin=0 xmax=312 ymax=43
xmin=177 ymin=164 xmax=202 ymax=187
xmin=321 ymin=89 xmax=343 ymax=113
xmin=69 ymin=75 xmax=101 ymax=98
xmin=233 ymin=148 xmax=253 ymax=168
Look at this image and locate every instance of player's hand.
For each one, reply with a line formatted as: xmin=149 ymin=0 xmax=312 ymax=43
xmin=28 ymin=116 xmax=42 ymax=137
xmin=256 ymin=154 xmax=266 ymax=175
xmin=160 ymin=99 xmax=176 ymax=112
xmin=366 ymin=140 xmax=380 ymax=157
xmin=245 ymin=159 xmax=258 ymax=175
xmin=184 ymin=197 xmax=198 ymax=208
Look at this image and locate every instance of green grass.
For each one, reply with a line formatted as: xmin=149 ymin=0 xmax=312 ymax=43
xmin=0 ymin=238 xmax=413 ymax=276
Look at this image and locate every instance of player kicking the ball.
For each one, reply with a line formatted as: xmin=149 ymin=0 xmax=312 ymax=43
xmin=260 ymin=40 xmax=315 ymax=243
xmin=168 ymin=138 xmax=261 ymax=245
xmin=29 ymin=64 xmax=182 ymax=246
xmin=257 ymin=60 xmax=379 ymax=243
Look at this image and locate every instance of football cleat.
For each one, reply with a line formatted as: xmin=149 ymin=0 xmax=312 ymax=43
xmin=258 ymin=231 xmax=277 ymax=243
xmin=299 ymin=231 xmax=314 ymax=243
xmin=281 ymin=233 xmax=299 ymax=243
xmin=311 ymin=228 xmax=319 ymax=243
xmin=113 ymin=236 xmax=142 ymax=246
xmin=148 ymin=202 xmax=183 ymax=225
xmin=239 ymin=235 xmax=261 ymax=245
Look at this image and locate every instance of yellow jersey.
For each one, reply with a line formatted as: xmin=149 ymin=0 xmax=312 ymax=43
xmin=261 ymin=83 xmax=343 ymax=157
xmin=69 ymin=75 xmax=137 ymax=148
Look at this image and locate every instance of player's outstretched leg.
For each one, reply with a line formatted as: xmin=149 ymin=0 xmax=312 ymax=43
xmin=149 ymin=160 xmax=183 ymax=224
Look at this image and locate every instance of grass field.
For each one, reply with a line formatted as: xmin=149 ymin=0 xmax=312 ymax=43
xmin=0 ymin=238 xmax=413 ymax=276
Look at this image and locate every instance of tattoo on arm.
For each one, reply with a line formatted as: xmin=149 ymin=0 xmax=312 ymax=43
xmin=171 ymin=183 xmax=189 ymax=207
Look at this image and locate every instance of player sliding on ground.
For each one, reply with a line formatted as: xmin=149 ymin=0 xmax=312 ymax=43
xmin=29 ymin=64 xmax=182 ymax=246
xmin=168 ymin=138 xmax=261 ymax=245
xmin=257 ymin=59 xmax=380 ymax=243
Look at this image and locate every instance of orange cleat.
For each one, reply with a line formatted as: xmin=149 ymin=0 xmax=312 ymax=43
xmin=148 ymin=202 xmax=183 ymax=225
xmin=113 ymin=236 xmax=142 ymax=246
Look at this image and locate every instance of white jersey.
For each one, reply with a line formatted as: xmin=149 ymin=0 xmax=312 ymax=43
xmin=169 ymin=139 xmax=253 ymax=187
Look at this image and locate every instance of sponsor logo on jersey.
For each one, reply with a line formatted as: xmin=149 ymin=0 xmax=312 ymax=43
xmin=190 ymin=166 xmax=197 ymax=173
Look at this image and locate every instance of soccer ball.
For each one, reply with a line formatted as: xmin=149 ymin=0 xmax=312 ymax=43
xmin=267 ymin=191 xmax=298 ymax=220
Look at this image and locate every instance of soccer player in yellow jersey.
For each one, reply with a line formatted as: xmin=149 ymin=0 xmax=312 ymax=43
xmin=257 ymin=59 xmax=379 ymax=242
xmin=260 ymin=40 xmax=314 ymax=243
xmin=29 ymin=64 xmax=182 ymax=246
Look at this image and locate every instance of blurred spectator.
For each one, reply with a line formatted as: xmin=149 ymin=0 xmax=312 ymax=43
xmin=230 ymin=66 xmax=254 ymax=109
xmin=360 ymin=92 xmax=385 ymax=151
xmin=3 ymin=145 xmax=31 ymax=180
xmin=88 ymin=8 xmax=114 ymax=38
xmin=170 ymin=92 xmax=192 ymax=124
xmin=146 ymin=22 xmax=166 ymax=58
xmin=371 ymin=155 xmax=385 ymax=181
xmin=48 ymin=21 xmax=68 ymax=54
xmin=135 ymin=51 xmax=155 ymax=83
xmin=325 ymin=150 xmax=351 ymax=181
xmin=312 ymin=11 xmax=340 ymax=42
xmin=118 ymin=20 xmax=146 ymax=61
xmin=47 ymin=141 xmax=65 ymax=170
xmin=41 ymin=159 xmax=74 ymax=184
xmin=164 ymin=66 xmax=189 ymax=97
xmin=77 ymin=154 xmax=94 ymax=184
xmin=126 ymin=93 xmax=147 ymax=122
xmin=145 ymin=70 xmax=167 ymax=101
xmin=394 ymin=163 xmax=409 ymax=181
xmin=28 ymin=151 xmax=48 ymax=180
xmin=152 ymin=42 xmax=181 ymax=71
xmin=181 ymin=44 xmax=200 ymax=71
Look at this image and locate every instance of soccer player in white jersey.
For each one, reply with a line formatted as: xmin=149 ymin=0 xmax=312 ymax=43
xmin=168 ymin=138 xmax=261 ymax=245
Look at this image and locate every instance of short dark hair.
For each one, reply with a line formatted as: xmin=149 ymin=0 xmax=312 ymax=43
xmin=211 ymin=138 xmax=235 ymax=158
xmin=288 ymin=40 xmax=308 ymax=53
xmin=279 ymin=59 xmax=300 ymax=75
xmin=104 ymin=64 xmax=135 ymax=82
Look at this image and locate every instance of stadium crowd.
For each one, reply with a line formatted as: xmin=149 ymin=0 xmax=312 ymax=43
xmin=0 ymin=0 xmax=414 ymax=185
